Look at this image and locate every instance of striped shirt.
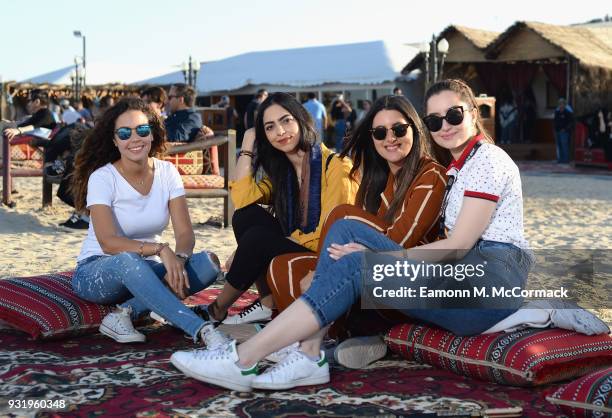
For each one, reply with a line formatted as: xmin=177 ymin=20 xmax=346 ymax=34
xmin=376 ymin=157 xmax=447 ymax=247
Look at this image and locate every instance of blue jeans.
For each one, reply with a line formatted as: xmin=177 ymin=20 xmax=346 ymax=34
xmin=334 ymin=120 xmax=347 ymax=152
xmin=555 ymin=130 xmax=570 ymax=163
xmin=301 ymin=219 xmax=534 ymax=336
xmin=72 ymin=251 xmax=219 ymax=340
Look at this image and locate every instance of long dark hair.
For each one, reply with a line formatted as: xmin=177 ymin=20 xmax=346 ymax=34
xmin=341 ymin=95 xmax=431 ymax=223
xmin=424 ymin=79 xmax=494 ymax=166
xmin=253 ymin=92 xmax=318 ymax=235
xmin=71 ymin=97 xmax=166 ymax=212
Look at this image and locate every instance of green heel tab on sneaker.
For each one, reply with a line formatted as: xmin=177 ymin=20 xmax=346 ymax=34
xmin=317 ymin=355 xmax=328 ymax=367
xmin=240 ymin=364 xmax=259 ymax=376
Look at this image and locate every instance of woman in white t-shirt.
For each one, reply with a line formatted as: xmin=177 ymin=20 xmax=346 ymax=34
xmin=70 ymin=97 xmax=226 ymax=346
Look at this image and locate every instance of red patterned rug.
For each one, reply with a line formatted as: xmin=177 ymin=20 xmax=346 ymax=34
xmin=0 ymin=328 xmax=567 ymax=417
xmin=0 ymin=289 xmax=565 ymax=417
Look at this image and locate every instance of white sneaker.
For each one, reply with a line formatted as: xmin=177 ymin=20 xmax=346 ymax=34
xmin=150 ymin=311 xmax=171 ymax=325
xmin=170 ymin=340 xmax=258 ymax=392
xmin=252 ymin=349 xmax=329 ymax=390
xmin=333 ymin=336 xmax=387 ymax=369
xmin=530 ymin=300 xmax=610 ymax=335
xmin=265 ymin=342 xmax=299 ymax=363
xmin=223 ymin=300 xmax=273 ymax=325
xmin=200 ymin=323 xmax=232 ymax=349
xmin=99 ymin=306 xmax=146 ymax=343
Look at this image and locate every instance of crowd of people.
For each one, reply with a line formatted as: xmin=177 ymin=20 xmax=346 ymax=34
xmin=3 ymin=79 xmax=608 ymax=394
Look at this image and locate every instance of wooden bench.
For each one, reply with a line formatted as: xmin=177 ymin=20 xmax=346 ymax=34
xmin=3 ymin=130 xmax=237 ymax=227
xmin=1 ymin=135 xmax=45 ymax=208
xmin=163 ymin=130 xmax=236 ymax=227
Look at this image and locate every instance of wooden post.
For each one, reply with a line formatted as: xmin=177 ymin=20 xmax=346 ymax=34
xmin=2 ymin=134 xmax=12 ymax=207
xmin=224 ymin=129 xmax=236 ymax=227
xmin=42 ymin=176 xmax=53 ymax=207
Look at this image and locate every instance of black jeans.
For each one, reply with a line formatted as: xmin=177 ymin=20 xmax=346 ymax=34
xmin=226 ymin=204 xmax=312 ymax=291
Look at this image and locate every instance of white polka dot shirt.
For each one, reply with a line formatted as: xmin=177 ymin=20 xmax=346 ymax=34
xmin=444 ymin=136 xmax=529 ymax=249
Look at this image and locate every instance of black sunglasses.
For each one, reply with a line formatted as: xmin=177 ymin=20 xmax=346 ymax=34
xmin=115 ymin=124 xmax=152 ymax=141
xmin=370 ymin=123 xmax=412 ymax=141
xmin=423 ymin=106 xmax=467 ymax=132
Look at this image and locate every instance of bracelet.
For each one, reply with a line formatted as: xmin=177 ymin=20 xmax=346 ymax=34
xmin=138 ymin=241 xmax=145 ymax=257
xmin=238 ymin=150 xmax=254 ymax=158
xmin=154 ymin=242 xmax=170 ymax=256
xmin=17 ymin=128 xmax=22 ymax=135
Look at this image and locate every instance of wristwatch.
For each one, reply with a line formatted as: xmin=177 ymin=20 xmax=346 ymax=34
xmin=176 ymin=253 xmax=190 ymax=262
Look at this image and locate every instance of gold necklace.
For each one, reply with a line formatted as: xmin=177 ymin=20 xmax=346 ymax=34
xmin=118 ymin=163 xmax=149 ymax=186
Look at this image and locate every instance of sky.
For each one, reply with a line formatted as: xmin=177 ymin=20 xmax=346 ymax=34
xmin=0 ymin=0 xmax=609 ymax=83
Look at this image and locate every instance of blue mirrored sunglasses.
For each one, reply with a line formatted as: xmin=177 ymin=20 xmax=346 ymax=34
xmin=115 ymin=124 xmax=152 ymax=140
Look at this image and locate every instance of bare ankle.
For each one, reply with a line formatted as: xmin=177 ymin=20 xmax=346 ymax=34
xmin=210 ymin=301 xmax=226 ymax=322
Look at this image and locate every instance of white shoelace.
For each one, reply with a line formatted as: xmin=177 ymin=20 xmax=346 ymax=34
xmin=202 ymin=326 xmax=231 ymax=348
xmin=267 ymin=349 xmax=304 ymax=373
xmin=192 ymin=344 xmax=232 ymax=361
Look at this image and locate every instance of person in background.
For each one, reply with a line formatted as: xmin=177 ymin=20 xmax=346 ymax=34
xmin=553 ymin=98 xmax=574 ymax=164
xmin=330 ymin=94 xmax=352 ymax=152
xmin=244 ymin=89 xmax=269 ymax=130
xmin=60 ymin=99 xmax=84 ymax=126
xmin=96 ymin=95 xmax=115 ymax=121
xmin=356 ymin=99 xmax=372 ymax=122
xmin=165 ymin=83 xmax=202 ymax=142
xmin=302 ymin=92 xmax=327 ymax=139
xmin=2 ymin=89 xmax=57 ymax=141
xmin=393 ymin=87 xmax=403 ymax=96
xmin=141 ymin=86 xmax=168 ymax=118
xmin=215 ymin=95 xmax=238 ymax=129
xmin=79 ymin=96 xmax=95 ymax=124
xmin=498 ymin=98 xmax=518 ymax=145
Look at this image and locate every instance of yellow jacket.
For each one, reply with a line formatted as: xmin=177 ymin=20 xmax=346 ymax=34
xmin=229 ymin=144 xmax=358 ymax=251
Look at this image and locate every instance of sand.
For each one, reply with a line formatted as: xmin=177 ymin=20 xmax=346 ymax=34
xmin=1 ymin=170 xmax=611 ymax=322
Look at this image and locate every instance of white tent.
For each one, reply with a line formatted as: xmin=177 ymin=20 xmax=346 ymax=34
xmin=134 ymin=40 xmax=419 ymax=94
xmin=20 ymin=66 xmax=74 ymax=84
xmin=19 ymin=62 xmax=177 ymax=86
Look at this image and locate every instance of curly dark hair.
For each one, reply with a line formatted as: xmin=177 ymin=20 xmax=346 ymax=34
xmin=70 ymin=97 xmax=167 ymax=212
xmin=253 ymin=92 xmax=319 ymax=235
xmin=340 ymin=95 xmax=431 ymax=223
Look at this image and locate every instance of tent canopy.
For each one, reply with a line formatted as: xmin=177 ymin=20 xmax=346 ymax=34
xmin=135 ymin=40 xmax=419 ymax=94
xmin=19 ymin=62 xmax=178 ymax=86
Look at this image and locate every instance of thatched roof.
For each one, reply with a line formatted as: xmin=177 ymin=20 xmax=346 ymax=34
xmin=402 ymin=25 xmax=499 ymax=74
xmin=486 ymin=21 xmax=612 ymax=70
xmin=439 ymin=25 xmax=500 ymax=49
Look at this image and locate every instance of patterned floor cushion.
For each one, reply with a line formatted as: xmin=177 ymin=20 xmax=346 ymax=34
xmin=181 ymin=174 xmax=225 ymax=189
xmin=0 ymin=272 xmax=111 ymax=339
xmin=0 ymin=271 xmax=258 ymax=340
xmin=546 ymin=366 xmax=612 ymax=417
xmin=385 ymin=323 xmax=612 ymax=386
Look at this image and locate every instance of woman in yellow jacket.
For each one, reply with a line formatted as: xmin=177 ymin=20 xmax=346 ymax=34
xmin=206 ymin=92 xmax=358 ymax=326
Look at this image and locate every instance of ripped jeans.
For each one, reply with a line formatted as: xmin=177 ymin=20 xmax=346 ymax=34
xmin=72 ymin=251 xmax=219 ymax=339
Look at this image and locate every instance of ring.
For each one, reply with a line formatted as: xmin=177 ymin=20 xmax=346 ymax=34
xmin=183 ymin=270 xmax=187 ymax=275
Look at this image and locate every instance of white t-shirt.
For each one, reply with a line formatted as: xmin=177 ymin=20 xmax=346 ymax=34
xmin=77 ymin=158 xmax=185 ymax=262
xmin=444 ymin=138 xmax=529 ymax=249
xmin=62 ymin=107 xmax=82 ymax=125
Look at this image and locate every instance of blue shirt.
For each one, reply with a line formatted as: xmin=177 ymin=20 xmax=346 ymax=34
xmin=165 ymin=108 xmax=202 ymax=142
xmin=303 ymin=99 xmax=327 ymax=135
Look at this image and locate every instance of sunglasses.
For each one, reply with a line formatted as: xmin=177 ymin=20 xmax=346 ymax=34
xmin=423 ymin=106 xmax=467 ymax=132
xmin=115 ymin=124 xmax=152 ymax=141
xmin=370 ymin=123 xmax=412 ymax=141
